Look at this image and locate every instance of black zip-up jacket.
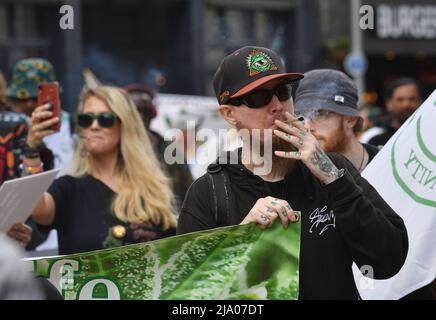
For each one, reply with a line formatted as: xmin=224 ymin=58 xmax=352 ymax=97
xmin=177 ymin=150 xmax=408 ymax=299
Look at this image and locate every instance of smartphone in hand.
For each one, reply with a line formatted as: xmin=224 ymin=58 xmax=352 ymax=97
xmin=37 ymin=82 xmax=61 ymax=132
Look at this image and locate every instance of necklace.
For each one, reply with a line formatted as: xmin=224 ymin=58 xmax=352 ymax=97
xmin=357 ymin=144 xmax=366 ymax=173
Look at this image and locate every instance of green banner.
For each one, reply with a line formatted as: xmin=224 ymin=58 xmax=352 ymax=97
xmin=28 ymin=221 xmax=300 ymax=300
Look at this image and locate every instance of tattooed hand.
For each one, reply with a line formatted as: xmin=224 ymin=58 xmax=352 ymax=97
xmin=240 ymin=196 xmax=299 ymax=229
xmin=273 ymin=112 xmax=343 ymax=185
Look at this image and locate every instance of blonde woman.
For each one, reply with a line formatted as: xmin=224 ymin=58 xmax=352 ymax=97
xmin=24 ymin=86 xmax=176 ymax=254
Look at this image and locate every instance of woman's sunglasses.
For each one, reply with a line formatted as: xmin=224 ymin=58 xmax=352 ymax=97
xmin=77 ymin=112 xmax=118 ymax=129
xmin=228 ymin=83 xmax=293 ymax=108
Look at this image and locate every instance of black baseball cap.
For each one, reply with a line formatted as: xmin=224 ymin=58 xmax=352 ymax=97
xmin=213 ymin=46 xmax=304 ymax=105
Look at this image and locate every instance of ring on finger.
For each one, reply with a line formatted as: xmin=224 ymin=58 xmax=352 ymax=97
xmin=298 ymin=139 xmax=304 ymax=146
xmin=295 ymin=213 xmax=300 ymax=222
xmin=285 ymin=151 xmax=301 ymax=157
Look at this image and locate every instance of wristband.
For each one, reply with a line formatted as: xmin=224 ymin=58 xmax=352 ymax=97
xmin=23 ymin=143 xmax=42 ymax=159
xmin=19 ymin=161 xmax=44 ymax=176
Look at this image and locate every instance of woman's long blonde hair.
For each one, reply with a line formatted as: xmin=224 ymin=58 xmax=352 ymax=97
xmin=71 ymin=86 xmax=176 ymax=230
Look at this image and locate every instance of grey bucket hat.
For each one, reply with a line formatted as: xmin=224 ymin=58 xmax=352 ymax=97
xmin=294 ymin=69 xmax=359 ymax=117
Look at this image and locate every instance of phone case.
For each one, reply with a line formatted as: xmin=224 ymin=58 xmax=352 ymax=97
xmin=37 ymin=82 xmax=61 ymax=131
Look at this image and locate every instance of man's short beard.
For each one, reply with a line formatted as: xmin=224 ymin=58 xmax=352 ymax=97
xmin=250 ymin=134 xmax=296 ymax=176
xmin=271 ymin=136 xmax=296 ymax=174
xmin=393 ymin=108 xmax=416 ymax=126
xmin=237 ymin=123 xmax=296 ymax=176
xmin=272 ymin=135 xmax=296 ymax=152
xmin=321 ymin=118 xmax=348 ymax=153
xmin=255 ymin=132 xmax=296 ymax=154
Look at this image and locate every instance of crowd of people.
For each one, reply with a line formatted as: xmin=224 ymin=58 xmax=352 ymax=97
xmin=0 ymin=46 xmax=434 ymax=300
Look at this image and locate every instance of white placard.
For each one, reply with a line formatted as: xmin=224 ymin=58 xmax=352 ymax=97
xmin=0 ymin=169 xmax=60 ymax=233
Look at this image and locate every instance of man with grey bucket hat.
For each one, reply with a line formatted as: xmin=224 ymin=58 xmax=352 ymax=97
xmin=294 ymin=69 xmax=379 ymax=172
xmin=296 ymin=70 xmax=435 ymax=300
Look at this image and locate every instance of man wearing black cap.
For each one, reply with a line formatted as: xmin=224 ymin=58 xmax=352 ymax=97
xmin=294 ymin=69 xmax=379 ymax=172
xmin=177 ymin=46 xmax=408 ymax=299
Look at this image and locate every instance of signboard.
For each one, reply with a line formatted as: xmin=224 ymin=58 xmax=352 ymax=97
xmin=27 ymin=221 xmax=301 ymax=300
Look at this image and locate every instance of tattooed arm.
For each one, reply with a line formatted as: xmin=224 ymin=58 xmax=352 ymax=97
xmin=308 ymin=145 xmax=344 ymax=184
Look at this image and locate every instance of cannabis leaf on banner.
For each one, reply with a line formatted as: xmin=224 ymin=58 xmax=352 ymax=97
xmin=32 ymin=221 xmax=300 ymax=300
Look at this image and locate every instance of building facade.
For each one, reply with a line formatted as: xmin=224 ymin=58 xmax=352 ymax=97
xmin=1 ymin=0 xmax=435 ymax=112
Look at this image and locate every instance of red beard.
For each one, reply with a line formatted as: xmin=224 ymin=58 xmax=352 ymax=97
xmin=316 ymin=119 xmax=348 ymax=153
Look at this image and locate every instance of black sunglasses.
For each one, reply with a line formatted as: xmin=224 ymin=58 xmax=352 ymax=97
xmin=228 ymin=83 xmax=293 ymax=108
xmin=77 ymin=112 xmax=118 ymax=129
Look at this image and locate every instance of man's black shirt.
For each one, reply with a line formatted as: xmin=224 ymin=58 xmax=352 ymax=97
xmin=177 ymin=149 xmax=408 ymax=299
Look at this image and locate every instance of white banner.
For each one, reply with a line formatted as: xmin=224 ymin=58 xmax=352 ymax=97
xmin=354 ymin=90 xmax=436 ymax=299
